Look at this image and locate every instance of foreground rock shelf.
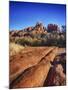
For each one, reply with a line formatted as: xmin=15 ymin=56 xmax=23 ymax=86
xmin=9 ymin=47 xmax=66 ymax=88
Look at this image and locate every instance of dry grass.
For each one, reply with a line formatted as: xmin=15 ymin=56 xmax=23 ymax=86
xmin=10 ymin=43 xmax=24 ymax=56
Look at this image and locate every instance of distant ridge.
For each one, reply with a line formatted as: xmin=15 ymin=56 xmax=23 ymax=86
xmin=10 ymin=22 xmax=47 ymax=38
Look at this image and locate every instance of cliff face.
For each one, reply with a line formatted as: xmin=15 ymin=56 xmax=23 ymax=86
xmin=32 ymin=22 xmax=47 ymax=34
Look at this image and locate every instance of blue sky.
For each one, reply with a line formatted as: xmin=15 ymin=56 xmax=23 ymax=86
xmin=9 ymin=1 xmax=66 ymax=30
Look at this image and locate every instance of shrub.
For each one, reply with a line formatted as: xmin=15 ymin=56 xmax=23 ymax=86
xmin=15 ymin=38 xmax=32 ymax=46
